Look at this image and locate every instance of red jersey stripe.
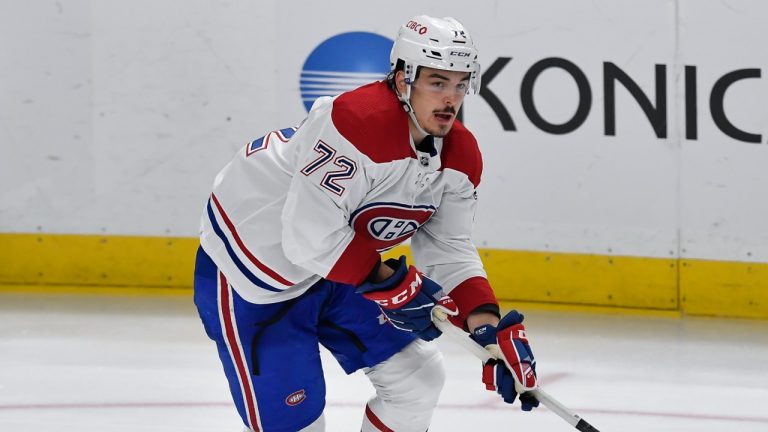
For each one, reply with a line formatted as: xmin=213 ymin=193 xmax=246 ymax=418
xmin=211 ymin=193 xmax=295 ymax=286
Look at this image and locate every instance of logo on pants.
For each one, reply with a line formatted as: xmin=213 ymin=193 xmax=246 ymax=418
xmin=286 ymin=389 xmax=306 ymax=406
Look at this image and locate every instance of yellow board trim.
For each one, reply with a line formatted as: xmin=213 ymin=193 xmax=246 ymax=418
xmin=383 ymin=246 xmax=679 ymax=310
xmin=0 ymin=283 xmax=191 ymax=297
xmin=479 ymin=249 xmax=679 ymax=309
xmin=680 ymin=259 xmax=768 ymax=319
xmin=1 ymin=233 xmax=767 ymax=319
xmin=0 ymin=233 xmax=198 ymax=288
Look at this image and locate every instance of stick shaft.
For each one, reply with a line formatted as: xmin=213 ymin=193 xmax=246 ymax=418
xmin=432 ymin=314 xmax=599 ymax=431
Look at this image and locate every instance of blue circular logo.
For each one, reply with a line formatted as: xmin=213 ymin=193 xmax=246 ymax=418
xmin=300 ymin=32 xmax=393 ymax=111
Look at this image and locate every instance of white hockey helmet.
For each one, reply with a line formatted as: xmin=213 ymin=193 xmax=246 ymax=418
xmin=390 ymin=15 xmax=481 ymax=95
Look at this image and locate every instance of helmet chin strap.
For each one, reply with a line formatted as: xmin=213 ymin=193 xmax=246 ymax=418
xmin=397 ymin=79 xmax=430 ymax=139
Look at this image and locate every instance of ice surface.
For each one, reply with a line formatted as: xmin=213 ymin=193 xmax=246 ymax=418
xmin=1 ymin=292 xmax=767 ymax=431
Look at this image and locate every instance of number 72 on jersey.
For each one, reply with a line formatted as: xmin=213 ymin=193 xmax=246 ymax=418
xmin=300 ymin=140 xmax=357 ymax=196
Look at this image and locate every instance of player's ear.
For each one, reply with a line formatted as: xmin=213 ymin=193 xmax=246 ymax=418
xmin=395 ymin=70 xmax=408 ymax=96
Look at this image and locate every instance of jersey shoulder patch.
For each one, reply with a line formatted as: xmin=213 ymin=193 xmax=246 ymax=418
xmin=441 ymin=121 xmax=483 ymax=188
xmin=331 ymin=82 xmax=414 ymax=164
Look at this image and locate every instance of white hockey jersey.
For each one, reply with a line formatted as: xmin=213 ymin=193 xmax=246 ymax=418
xmin=200 ymin=81 xmax=496 ymax=324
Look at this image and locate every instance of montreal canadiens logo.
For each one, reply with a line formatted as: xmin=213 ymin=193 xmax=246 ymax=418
xmin=369 ymin=217 xmax=419 ymax=240
xmin=285 ymin=389 xmax=306 ymax=406
xmin=350 ymin=203 xmax=436 ymax=250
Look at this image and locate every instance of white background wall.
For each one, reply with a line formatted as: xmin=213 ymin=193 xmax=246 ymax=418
xmin=1 ymin=0 xmax=767 ymax=263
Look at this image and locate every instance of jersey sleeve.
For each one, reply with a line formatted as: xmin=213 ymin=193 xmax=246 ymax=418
xmin=280 ymin=99 xmax=379 ymax=286
xmin=410 ymin=175 xmax=498 ymax=327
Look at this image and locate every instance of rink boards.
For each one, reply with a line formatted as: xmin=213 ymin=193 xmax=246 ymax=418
xmin=2 ymin=1 xmax=768 ymax=320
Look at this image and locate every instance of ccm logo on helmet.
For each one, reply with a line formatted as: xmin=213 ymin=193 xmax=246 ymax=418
xmin=406 ymin=20 xmax=428 ymax=35
xmin=285 ymin=389 xmax=306 ymax=406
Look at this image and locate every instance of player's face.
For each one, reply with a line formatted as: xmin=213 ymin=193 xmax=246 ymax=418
xmin=400 ymin=67 xmax=470 ymax=138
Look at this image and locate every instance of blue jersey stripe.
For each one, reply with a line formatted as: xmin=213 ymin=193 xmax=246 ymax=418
xmin=279 ymin=127 xmax=297 ymax=140
xmin=206 ymin=200 xmax=283 ymax=293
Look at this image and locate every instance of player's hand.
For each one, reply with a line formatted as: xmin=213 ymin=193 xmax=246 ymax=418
xmin=356 ymin=256 xmax=458 ymax=341
xmin=470 ymin=310 xmax=539 ymax=410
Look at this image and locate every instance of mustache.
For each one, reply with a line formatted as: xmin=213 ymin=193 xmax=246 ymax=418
xmin=433 ymin=106 xmax=457 ymax=115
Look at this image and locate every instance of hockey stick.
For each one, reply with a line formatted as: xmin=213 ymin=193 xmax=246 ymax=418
xmin=432 ymin=310 xmax=600 ymax=432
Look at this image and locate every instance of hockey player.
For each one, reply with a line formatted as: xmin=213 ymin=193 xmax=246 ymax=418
xmin=193 ymin=15 xmax=538 ymax=432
